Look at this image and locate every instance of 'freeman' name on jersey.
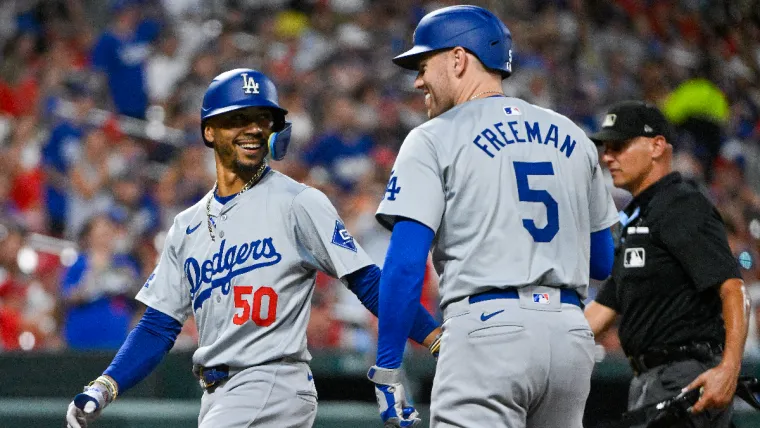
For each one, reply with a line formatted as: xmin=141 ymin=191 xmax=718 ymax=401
xmin=472 ymin=106 xmax=577 ymax=159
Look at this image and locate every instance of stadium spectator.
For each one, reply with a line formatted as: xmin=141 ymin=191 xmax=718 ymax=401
xmin=41 ymin=82 xmax=95 ymax=236
xmin=61 ymin=214 xmax=140 ymax=350
xmin=65 ymin=128 xmax=113 ymax=238
xmin=91 ymin=0 xmax=161 ymax=119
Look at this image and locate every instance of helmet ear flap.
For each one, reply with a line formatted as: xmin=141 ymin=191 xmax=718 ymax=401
xmin=268 ymin=122 xmax=292 ymax=161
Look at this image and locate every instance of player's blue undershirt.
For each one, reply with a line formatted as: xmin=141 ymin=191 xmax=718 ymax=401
xmin=590 ymin=228 xmax=614 ymax=280
xmin=103 ymin=263 xmax=438 ymax=393
xmin=375 ymin=221 xmax=615 ymax=369
xmin=376 ymin=219 xmax=435 ymax=369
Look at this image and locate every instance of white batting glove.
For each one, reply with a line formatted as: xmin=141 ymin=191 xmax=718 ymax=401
xmin=367 ymin=366 xmax=421 ymax=428
xmin=66 ymin=377 xmax=117 ymax=428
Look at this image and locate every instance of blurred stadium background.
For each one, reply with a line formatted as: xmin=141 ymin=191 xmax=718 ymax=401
xmin=0 ymin=0 xmax=759 ymax=426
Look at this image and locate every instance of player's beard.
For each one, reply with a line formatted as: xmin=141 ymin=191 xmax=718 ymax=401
xmin=231 ymin=135 xmax=269 ymax=173
xmin=234 ymin=146 xmax=268 ymax=174
xmin=426 ymin=74 xmax=455 ymax=119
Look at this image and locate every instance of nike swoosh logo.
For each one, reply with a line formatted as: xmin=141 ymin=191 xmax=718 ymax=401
xmin=480 ymin=309 xmax=505 ymax=322
xmin=186 ymin=222 xmax=202 ymax=235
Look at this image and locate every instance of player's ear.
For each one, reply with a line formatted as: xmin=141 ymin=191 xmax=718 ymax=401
xmin=203 ymin=124 xmax=215 ymax=143
xmin=451 ymin=47 xmax=467 ymax=77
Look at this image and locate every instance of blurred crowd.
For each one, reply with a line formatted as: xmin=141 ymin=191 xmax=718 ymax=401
xmin=0 ymin=0 xmax=759 ymax=361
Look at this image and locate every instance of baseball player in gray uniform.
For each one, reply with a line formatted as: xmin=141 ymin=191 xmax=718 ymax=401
xmin=366 ymin=6 xmax=619 ymax=428
xmin=65 ymin=68 xmax=440 ymax=428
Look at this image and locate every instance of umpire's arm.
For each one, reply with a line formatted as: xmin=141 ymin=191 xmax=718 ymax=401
xmin=685 ymin=277 xmax=749 ymax=413
xmin=585 ymin=300 xmax=618 ymax=337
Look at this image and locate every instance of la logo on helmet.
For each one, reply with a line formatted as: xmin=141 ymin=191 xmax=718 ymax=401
xmin=241 ymin=73 xmax=260 ymax=94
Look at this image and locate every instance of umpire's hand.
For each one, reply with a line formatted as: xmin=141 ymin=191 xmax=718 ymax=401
xmin=683 ymin=363 xmax=740 ymax=413
xmin=367 ymin=366 xmax=421 ymax=427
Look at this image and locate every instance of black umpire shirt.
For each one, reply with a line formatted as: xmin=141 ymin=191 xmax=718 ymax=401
xmin=596 ymin=172 xmax=741 ymax=358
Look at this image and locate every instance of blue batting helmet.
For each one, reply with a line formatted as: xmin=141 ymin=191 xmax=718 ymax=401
xmin=200 ymin=68 xmax=292 ymax=160
xmin=393 ymin=6 xmax=513 ymax=79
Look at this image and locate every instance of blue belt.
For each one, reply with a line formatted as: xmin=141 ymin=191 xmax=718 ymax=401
xmin=468 ymin=288 xmax=583 ymax=308
xmin=193 ymin=364 xmax=230 ymax=390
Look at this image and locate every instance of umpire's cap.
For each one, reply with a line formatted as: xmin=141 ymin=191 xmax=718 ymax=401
xmin=589 ymin=101 xmax=673 ymax=145
xmin=200 ymin=68 xmax=288 ymax=147
xmin=393 ymin=5 xmax=513 ymax=78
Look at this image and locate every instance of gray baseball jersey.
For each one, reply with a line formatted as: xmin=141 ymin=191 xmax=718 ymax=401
xmin=376 ymin=97 xmax=618 ymax=307
xmin=137 ymin=169 xmax=373 ymax=368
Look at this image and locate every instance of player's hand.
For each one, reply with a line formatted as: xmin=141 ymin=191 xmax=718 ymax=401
xmin=683 ymin=363 xmax=740 ymax=413
xmin=367 ymin=366 xmax=421 ymax=427
xmin=66 ymin=377 xmax=117 ymax=428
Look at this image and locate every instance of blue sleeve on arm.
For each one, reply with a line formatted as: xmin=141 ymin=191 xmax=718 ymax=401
xmin=346 ymin=265 xmax=438 ymax=345
xmin=376 ymin=219 xmax=435 ymax=369
xmin=103 ymin=307 xmax=182 ymax=393
xmin=590 ymin=228 xmax=614 ymax=280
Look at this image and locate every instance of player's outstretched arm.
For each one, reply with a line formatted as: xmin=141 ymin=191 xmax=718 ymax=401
xmin=367 ymin=219 xmax=434 ymax=428
xmin=344 ymin=264 xmax=440 ymax=352
xmin=66 ymin=307 xmax=182 ymax=428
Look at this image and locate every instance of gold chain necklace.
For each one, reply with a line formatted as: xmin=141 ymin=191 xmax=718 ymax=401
xmin=206 ymin=162 xmax=268 ymax=242
xmin=469 ymin=90 xmax=505 ymax=101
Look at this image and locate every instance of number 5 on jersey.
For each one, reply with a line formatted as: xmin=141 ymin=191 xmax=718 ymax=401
xmin=232 ymin=286 xmax=278 ymax=326
xmin=513 ymin=161 xmax=559 ymax=242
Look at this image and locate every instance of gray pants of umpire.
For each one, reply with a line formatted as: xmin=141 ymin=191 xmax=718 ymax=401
xmin=628 ymin=357 xmax=733 ymax=428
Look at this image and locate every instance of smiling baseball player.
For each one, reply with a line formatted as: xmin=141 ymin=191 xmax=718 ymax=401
xmin=65 ymin=68 xmax=440 ymax=428
xmin=367 ymin=6 xmax=619 ymax=428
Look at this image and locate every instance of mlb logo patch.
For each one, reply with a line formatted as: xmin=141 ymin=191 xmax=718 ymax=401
xmin=624 ymin=248 xmax=646 ymax=268
xmin=503 ymin=106 xmax=522 ymax=116
xmin=533 ymin=293 xmax=550 ymax=304
xmin=331 ymin=220 xmax=357 ymax=252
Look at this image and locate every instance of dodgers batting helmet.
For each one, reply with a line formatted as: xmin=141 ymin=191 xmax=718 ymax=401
xmin=393 ymin=5 xmax=513 ymax=79
xmin=200 ymin=68 xmax=292 ymax=161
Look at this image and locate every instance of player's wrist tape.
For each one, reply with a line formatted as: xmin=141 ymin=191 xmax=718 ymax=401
xmin=367 ymin=366 xmax=402 ymax=385
xmin=428 ymin=333 xmax=442 ymax=357
xmin=88 ymin=376 xmax=118 ymax=403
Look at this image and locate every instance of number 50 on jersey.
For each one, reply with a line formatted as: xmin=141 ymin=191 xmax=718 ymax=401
xmin=232 ymin=285 xmax=278 ymax=326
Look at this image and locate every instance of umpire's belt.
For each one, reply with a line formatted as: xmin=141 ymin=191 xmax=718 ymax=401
xmin=193 ymin=364 xmax=238 ymax=391
xmin=628 ymin=342 xmax=723 ymax=376
xmin=469 ymin=288 xmax=582 ymax=308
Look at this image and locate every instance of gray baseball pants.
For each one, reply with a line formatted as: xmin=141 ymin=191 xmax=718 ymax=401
xmin=198 ymin=360 xmax=317 ymax=428
xmin=431 ymin=286 xmax=596 ymax=428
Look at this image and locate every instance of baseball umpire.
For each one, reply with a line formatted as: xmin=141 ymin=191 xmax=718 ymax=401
xmin=367 ymin=6 xmax=619 ymax=428
xmin=65 ymin=68 xmax=441 ymax=428
xmin=584 ymin=100 xmax=749 ymax=427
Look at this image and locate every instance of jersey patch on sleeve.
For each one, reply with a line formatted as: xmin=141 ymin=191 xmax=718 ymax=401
xmin=143 ymin=272 xmax=156 ymax=288
xmin=331 ymin=220 xmax=357 ymax=252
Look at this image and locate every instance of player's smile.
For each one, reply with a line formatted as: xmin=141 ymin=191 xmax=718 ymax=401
xmin=234 ymin=135 xmax=266 ymax=157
